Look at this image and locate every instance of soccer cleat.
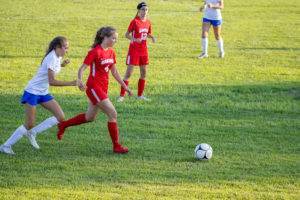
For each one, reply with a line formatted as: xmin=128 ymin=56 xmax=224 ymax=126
xmin=197 ymin=53 xmax=209 ymax=59
xmin=117 ymin=97 xmax=124 ymax=102
xmin=136 ymin=95 xmax=151 ymax=101
xmin=219 ymin=52 xmax=225 ymax=58
xmin=113 ymin=143 xmax=129 ymax=153
xmin=0 ymin=145 xmax=15 ymax=155
xmin=57 ymin=123 xmax=66 ymax=140
xmin=25 ymin=133 xmax=40 ymax=149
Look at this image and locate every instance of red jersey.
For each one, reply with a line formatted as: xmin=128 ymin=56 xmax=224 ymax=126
xmin=127 ymin=17 xmax=151 ymax=56
xmin=83 ymin=45 xmax=116 ymax=91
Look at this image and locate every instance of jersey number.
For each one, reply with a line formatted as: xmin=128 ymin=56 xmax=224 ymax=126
xmin=105 ymin=66 xmax=109 ymax=72
xmin=141 ymin=33 xmax=147 ymax=40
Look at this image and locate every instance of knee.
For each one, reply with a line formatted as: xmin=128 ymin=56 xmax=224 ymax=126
xmin=215 ymin=35 xmax=221 ymax=40
xmin=108 ymin=110 xmax=117 ymax=122
xmin=202 ymin=33 xmax=208 ymax=38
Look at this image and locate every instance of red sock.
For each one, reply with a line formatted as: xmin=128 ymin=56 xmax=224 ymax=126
xmin=138 ymin=79 xmax=146 ymax=96
xmin=120 ymin=80 xmax=129 ymax=97
xmin=61 ymin=113 xmax=87 ymax=128
xmin=107 ymin=122 xmax=119 ymax=146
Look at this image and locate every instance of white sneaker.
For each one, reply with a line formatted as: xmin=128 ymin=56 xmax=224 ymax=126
xmin=0 ymin=145 xmax=15 ymax=154
xmin=117 ymin=97 xmax=124 ymax=102
xmin=25 ymin=133 xmax=40 ymax=149
xmin=136 ymin=95 xmax=151 ymax=101
xmin=219 ymin=52 xmax=225 ymax=58
xmin=197 ymin=53 xmax=208 ymax=59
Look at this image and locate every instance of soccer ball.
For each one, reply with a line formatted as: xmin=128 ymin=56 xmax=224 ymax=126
xmin=194 ymin=143 xmax=213 ymax=160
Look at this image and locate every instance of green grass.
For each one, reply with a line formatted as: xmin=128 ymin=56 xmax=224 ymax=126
xmin=0 ymin=0 xmax=299 ymax=199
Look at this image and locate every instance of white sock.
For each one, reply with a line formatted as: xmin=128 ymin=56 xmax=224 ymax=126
xmin=202 ymin=38 xmax=208 ymax=55
xmin=216 ymin=38 xmax=224 ymax=53
xmin=29 ymin=116 xmax=59 ymax=136
xmin=3 ymin=125 xmax=28 ymax=147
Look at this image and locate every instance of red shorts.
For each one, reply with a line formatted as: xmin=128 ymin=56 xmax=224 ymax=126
xmin=126 ymin=55 xmax=149 ymax=66
xmin=86 ymin=86 xmax=108 ymax=104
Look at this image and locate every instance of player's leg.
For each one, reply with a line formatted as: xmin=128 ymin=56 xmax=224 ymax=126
xmin=0 ymin=103 xmax=35 ymax=154
xmin=198 ymin=21 xmax=211 ymax=59
xmin=118 ymin=64 xmax=135 ymax=102
xmin=136 ymin=65 xmax=150 ymax=101
xmin=57 ymin=101 xmax=99 ymax=140
xmin=97 ymin=99 xmax=129 ymax=153
xmin=213 ymin=24 xmax=224 ymax=58
xmin=24 ymin=98 xmax=63 ymax=149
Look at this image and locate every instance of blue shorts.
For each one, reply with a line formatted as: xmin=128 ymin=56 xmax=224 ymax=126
xmin=21 ymin=91 xmax=53 ymax=106
xmin=203 ymin=18 xmax=222 ymax=26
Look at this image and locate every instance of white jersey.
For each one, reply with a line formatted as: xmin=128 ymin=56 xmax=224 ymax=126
xmin=204 ymin=0 xmax=222 ymax=20
xmin=25 ymin=50 xmax=62 ymax=95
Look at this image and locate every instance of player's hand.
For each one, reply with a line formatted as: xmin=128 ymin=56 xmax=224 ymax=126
xmin=200 ymin=6 xmax=205 ymax=12
xmin=126 ymin=87 xmax=133 ymax=96
xmin=78 ymin=80 xmax=87 ymax=91
xmin=134 ymin=38 xmax=142 ymax=43
xmin=62 ymin=59 xmax=70 ymax=67
xmin=207 ymin=3 xmax=212 ymax=8
xmin=152 ymin=37 xmax=156 ymax=43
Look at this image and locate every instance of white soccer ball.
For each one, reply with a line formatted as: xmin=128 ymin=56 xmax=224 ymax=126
xmin=194 ymin=143 xmax=213 ymax=160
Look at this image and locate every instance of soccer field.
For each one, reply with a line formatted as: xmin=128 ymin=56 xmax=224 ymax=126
xmin=0 ymin=0 xmax=299 ymax=199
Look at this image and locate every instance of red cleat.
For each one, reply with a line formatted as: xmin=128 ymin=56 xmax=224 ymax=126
xmin=113 ymin=143 xmax=129 ymax=153
xmin=57 ymin=122 xmax=66 ymax=140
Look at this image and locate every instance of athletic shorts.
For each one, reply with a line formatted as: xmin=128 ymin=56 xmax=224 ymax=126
xmin=86 ymin=86 xmax=108 ymax=104
xmin=203 ymin=18 xmax=222 ymax=26
xmin=126 ymin=55 xmax=149 ymax=66
xmin=21 ymin=90 xmax=53 ymax=106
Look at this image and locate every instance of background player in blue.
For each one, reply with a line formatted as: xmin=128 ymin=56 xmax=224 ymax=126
xmin=198 ymin=0 xmax=225 ymax=59
xmin=0 ymin=37 xmax=78 ymax=154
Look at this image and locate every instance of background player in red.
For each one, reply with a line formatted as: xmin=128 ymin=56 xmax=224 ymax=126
xmin=117 ymin=2 xmax=156 ymax=102
xmin=57 ymin=27 xmax=133 ymax=153
xmin=0 ymin=37 xmax=77 ymax=154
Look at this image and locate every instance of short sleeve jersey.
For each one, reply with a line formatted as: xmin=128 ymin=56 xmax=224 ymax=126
xmin=25 ymin=50 xmax=62 ymax=95
xmin=204 ymin=0 xmax=222 ymax=20
xmin=84 ymin=45 xmax=116 ymax=91
xmin=127 ymin=17 xmax=151 ymax=56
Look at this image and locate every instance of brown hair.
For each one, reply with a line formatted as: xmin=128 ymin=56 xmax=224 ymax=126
xmin=91 ymin=26 xmax=117 ymax=48
xmin=42 ymin=36 xmax=67 ymax=63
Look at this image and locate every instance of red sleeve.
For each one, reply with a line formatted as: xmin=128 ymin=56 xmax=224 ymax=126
xmin=113 ymin=51 xmax=116 ymax=64
xmin=83 ymin=49 xmax=96 ymax=66
xmin=127 ymin=19 xmax=135 ymax=33
xmin=148 ymin=22 xmax=151 ymax=34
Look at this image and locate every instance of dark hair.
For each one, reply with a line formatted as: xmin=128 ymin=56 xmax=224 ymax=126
xmin=135 ymin=2 xmax=148 ymax=18
xmin=137 ymin=2 xmax=147 ymax=9
xmin=92 ymin=26 xmax=117 ymax=48
xmin=42 ymin=36 xmax=67 ymax=63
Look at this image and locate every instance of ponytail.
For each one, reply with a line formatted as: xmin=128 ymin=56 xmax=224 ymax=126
xmin=42 ymin=36 xmax=67 ymax=63
xmin=91 ymin=26 xmax=117 ymax=49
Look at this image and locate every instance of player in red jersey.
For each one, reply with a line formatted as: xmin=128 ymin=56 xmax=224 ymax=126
xmin=57 ymin=27 xmax=133 ymax=153
xmin=117 ymin=2 xmax=156 ymax=102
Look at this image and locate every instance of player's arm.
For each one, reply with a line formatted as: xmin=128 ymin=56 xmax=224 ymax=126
xmin=125 ymin=30 xmax=141 ymax=43
xmin=147 ymin=34 xmax=156 ymax=43
xmin=77 ymin=63 xmax=89 ymax=91
xmin=48 ymin=69 xmax=77 ymax=86
xmin=200 ymin=1 xmax=207 ymax=12
xmin=110 ymin=64 xmax=133 ymax=96
xmin=208 ymin=0 xmax=223 ymax=9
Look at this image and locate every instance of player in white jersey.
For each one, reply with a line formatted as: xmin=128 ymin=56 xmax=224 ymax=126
xmin=0 ymin=37 xmax=78 ymax=154
xmin=198 ymin=0 xmax=225 ymax=59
